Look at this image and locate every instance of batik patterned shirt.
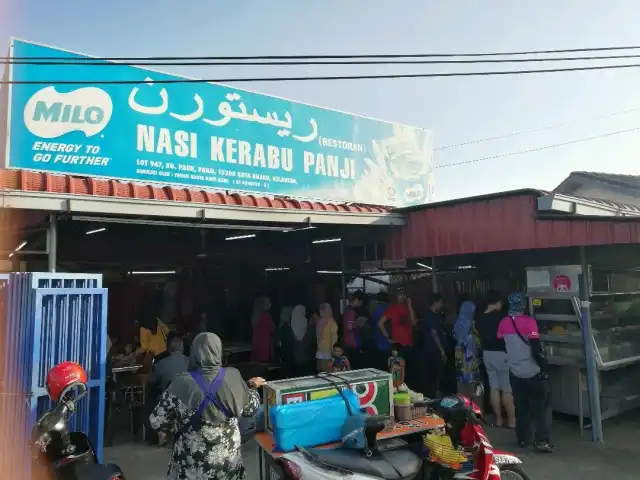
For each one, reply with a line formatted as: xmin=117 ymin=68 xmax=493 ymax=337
xmin=150 ymin=387 xmax=261 ymax=480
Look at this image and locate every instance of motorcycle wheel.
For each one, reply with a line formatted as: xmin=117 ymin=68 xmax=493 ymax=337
xmin=499 ymin=464 xmax=531 ymax=480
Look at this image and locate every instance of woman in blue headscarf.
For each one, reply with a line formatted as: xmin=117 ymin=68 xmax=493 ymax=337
xmin=453 ymin=300 xmax=481 ymax=399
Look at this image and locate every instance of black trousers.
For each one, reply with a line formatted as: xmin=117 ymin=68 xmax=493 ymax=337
xmin=143 ymin=386 xmax=161 ymax=443
xmin=398 ymin=346 xmax=417 ymax=388
xmin=346 ymin=347 xmax=363 ymax=370
xmin=377 ymin=349 xmax=391 ymax=372
xmin=510 ymin=372 xmax=552 ymax=444
xmin=421 ymin=352 xmax=443 ymax=398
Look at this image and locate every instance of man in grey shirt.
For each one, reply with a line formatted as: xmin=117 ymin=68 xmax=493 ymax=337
xmin=150 ymin=335 xmax=189 ymax=392
xmin=148 ymin=334 xmax=189 ymax=445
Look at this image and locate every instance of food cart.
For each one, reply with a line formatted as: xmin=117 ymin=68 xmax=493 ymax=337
xmin=255 ymin=369 xmax=444 ymax=479
xmin=526 ymin=265 xmax=640 ymax=433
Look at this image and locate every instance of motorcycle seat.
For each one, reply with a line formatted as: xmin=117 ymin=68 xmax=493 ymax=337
xmin=307 ymin=439 xmax=422 ymax=480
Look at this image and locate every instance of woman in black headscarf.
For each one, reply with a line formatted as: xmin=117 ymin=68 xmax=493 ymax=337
xmin=150 ymin=333 xmax=264 ymax=480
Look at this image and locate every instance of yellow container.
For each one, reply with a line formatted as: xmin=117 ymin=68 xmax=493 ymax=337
xmin=423 ymin=433 xmax=468 ymax=469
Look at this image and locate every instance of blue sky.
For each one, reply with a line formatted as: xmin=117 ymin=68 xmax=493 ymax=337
xmin=4 ymin=1 xmax=640 ymax=201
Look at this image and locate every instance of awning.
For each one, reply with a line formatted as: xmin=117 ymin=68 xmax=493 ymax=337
xmin=0 ymin=170 xmax=406 ymax=227
xmin=387 ymin=189 xmax=640 ymax=259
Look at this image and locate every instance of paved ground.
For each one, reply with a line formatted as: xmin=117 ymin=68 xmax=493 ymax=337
xmin=105 ymin=410 xmax=640 ymax=479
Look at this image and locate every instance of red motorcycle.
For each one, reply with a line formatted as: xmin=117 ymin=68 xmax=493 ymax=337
xmin=270 ymin=394 xmax=529 ymax=480
xmin=422 ymin=395 xmax=530 ymax=480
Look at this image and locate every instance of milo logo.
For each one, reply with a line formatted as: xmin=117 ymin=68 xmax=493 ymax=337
xmin=23 ymin=86 xmax=113 ymax=139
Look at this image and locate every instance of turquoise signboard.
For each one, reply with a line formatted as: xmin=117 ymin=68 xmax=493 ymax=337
xmin=3 ymin=39 xmax=434 ymax=207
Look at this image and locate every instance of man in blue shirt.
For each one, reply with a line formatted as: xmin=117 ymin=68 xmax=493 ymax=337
xmin=420 ymin=293 xmax=447 ymax=397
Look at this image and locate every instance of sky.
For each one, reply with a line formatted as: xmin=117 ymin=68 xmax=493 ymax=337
xmin=3 ymin=1 xmax=640 ymax=202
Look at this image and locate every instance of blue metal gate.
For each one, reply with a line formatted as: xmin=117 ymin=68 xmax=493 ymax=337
xmin=0 ymin=273 xmax=107 ymax=477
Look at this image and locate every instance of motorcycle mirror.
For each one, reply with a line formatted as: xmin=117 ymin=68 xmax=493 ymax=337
xmin=474 ymin=382 xmax=485 ymax=398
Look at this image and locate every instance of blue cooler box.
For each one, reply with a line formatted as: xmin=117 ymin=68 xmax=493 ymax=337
xmin=270 ymin=390 xmax=361 ymax=451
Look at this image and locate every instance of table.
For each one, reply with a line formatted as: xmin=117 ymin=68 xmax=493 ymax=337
xmin=106 ymin=365 xmax=145 ymax=441
xmin=224 ymin=343 xmax=253 ymax=354
xmin=222 ymin=343 xmax=253 ymax=365
xmin=255 ymin=415 xmax=444 ymax=478
xmin=111 ymin=365 xmax=141 ymax=382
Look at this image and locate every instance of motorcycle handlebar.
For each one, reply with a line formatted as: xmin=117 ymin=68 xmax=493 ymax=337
xmin=466 ymin=410 xmax=484 ymax=425
xmin=422 ymin=399 xmax=442 ymax=411
xmin=421 ymin=397 xmax=488 ymax=426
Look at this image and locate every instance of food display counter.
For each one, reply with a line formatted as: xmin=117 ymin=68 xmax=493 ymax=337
xmin=526 ymin=265 xmax=640 ymax=431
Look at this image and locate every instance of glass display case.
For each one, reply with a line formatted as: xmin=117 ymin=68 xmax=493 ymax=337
xmin=531 ymin=296 xmax=585 ymax=366
xmin=526 ymin=265 xmax=640 ymax=425
xmin=590 ymin=294 xmax=640 ymax=366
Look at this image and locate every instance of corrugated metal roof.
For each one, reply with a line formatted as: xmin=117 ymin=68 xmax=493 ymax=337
xmin=387 ymin=190 xmax=640 ymax=259
xmin=570 ymin=171 xmax=640 ymax=190
xmin=0 ymin=169 xmax=389 ymax=214
xmin=396 ymin=188 xmax=548 ymax=212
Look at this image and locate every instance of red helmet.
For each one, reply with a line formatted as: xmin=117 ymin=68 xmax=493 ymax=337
xmin=45 ymin=362 xmax=88 ymax=402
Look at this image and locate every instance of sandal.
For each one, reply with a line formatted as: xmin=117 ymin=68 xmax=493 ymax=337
xmin=535 ymin=441 xmax=554 ymax=453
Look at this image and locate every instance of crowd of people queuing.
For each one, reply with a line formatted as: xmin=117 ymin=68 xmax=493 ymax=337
xmin=106 ymin=286 xmax=553 ymax=479
xmin=249 ymin=287 xmax=553 ymax=454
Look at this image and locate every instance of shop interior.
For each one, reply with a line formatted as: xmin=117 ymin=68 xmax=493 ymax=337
xmin=10 ymin=213 xmax=397 ymax=340
xmin=3 ymin=210 xmax=406 ymax=442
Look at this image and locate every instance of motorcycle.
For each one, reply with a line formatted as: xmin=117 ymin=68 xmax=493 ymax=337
xmin=266 ymin=395 xmax=529 ymax=480
xmin=31 ymin=383 xmax=126 ymax=480
xmin=421 ymin=395 xmax=529 ymax=480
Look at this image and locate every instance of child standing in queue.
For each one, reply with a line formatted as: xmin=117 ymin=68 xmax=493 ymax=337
xmin=330 ymin=343 xmax=351 ymax=372
xmin=388 ymin=343 xmax=406 ymax=389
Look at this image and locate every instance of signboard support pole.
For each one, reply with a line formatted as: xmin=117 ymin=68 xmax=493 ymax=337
xmin=579 ymin=246 xmax=603 ymax=443
xmin=47 ymin=213 xmax=57 ymax=273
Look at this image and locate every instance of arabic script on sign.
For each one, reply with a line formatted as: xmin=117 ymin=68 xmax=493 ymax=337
xmin=128 ymin=80 xmax=318 ymax=143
